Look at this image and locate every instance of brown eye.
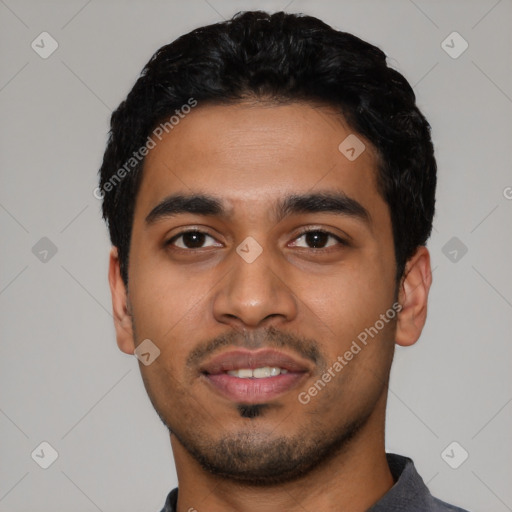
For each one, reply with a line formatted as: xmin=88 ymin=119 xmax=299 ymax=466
xmin=291 ymin=230 xmax=345 ymax=249
xmin=167 ymin=231 xmax=221 ymax=249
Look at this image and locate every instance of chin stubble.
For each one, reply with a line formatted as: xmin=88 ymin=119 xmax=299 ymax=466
xmin=169 ymin=404 xmax=371 ymax=486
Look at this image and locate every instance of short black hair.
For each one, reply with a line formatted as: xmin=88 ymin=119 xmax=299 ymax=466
xmin=99 ymin=10 xmax=436 ymax=286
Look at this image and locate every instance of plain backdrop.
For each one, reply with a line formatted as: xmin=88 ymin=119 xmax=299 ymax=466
xmin=1 ymin=1 xmax=511 ymax=511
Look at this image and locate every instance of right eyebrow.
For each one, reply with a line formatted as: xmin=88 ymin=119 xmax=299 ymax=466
xmin=145 ymin=194 xmax=226 ymax=225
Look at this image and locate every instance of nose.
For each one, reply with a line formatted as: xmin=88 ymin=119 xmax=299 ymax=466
xmin=212 ymin=243 xmax=298 ymax=329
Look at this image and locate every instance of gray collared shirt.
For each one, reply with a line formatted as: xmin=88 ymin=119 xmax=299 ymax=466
xmin=159 ymin=453 xmax=470 ymax=511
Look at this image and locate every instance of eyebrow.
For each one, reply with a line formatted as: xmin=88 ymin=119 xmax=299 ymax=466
xmin=274 ymin=192 xmax=370 ymax=225
xmin=145 ymin=191 xmax=371 ymax=227
xmin=145 ymin=194 xmax=224 ymax=224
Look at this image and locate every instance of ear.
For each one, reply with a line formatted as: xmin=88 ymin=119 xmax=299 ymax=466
xmin=108 ymin=247 xmax=135 ymax=355
xmin=395 ymin=246 xmax=432 ymax=347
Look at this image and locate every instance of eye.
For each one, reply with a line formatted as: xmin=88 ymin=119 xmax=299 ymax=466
xmin=290 ymin=229 xmax=346 ymax=249
xmin=166 ymin=230 xmax=222 ymax=249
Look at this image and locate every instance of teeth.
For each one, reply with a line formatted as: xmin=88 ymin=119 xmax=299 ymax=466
xmin=253 ymin=367 xmax=271 ymax=378
xmin=236 ymin=368 xmax=253 ymax=378
xmin=227 ymin=366 xmax=288 ymax=378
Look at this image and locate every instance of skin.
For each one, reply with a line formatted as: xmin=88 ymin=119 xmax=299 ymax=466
xmin=108 ymin=102 xmax=432 ymax=512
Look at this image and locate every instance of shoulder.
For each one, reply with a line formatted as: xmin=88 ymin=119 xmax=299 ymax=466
xmin=378 ymin=453 xmax=472 ymax=512
xmin=431 ymin=495 xmax=471 ymax=512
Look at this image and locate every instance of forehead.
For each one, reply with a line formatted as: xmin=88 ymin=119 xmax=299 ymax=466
xmin=134 ymin=102 xmax=385 ymax=221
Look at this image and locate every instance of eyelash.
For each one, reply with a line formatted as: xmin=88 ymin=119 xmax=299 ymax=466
xmin=165 ymin=228 xmax=347 ymax=251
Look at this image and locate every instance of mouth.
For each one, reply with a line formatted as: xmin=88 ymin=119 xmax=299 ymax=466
xmin=199 ymin=349 xmax=311 ymax=404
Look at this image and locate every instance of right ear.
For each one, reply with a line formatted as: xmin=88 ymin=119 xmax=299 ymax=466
xmin=108 ymin=247 xmax=135 ymax=355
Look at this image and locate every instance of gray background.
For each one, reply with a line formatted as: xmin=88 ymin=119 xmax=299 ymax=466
xmin=1 ymin=0 xmax=511 ymax=510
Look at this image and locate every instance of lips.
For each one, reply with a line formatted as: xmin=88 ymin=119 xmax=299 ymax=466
xmin=200 ymin=349 xmax=310 ymax=375
xmin=200 ymin=349 xmax=311 ymax=404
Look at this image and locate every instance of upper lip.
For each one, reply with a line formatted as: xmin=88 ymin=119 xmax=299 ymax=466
xmin=200 ymin=349 xmax=312 ymax=375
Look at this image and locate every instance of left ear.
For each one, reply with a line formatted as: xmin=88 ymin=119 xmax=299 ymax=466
xmin=395 ymin=246 xmax=432 ymax=347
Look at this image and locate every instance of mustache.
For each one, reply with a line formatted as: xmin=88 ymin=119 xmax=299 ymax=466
xmin=186 ymin=326 xmax=325 ymax=370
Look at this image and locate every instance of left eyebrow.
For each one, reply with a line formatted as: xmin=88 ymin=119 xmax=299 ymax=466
xmin=273 ymin=191 xmax=371 ymax=226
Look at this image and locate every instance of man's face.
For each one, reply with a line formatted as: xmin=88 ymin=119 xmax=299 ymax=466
xmin=118 ymin=102 xmax=400 ymax=482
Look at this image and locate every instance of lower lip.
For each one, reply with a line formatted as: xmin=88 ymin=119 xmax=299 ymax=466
xmin=203 ymin=372 xmax=307 ymax=403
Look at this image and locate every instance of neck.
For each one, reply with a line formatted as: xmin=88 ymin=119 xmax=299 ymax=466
xmin=170 ymin=395 xmax=394 ymax=512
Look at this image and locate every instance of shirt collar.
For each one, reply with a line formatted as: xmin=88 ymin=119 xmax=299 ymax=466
xmin=367 ymin=453 xmax=433 ymax=511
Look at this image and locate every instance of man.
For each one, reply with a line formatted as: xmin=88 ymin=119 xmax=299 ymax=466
xmin=98 ymin=10 xmax=470 ymax=512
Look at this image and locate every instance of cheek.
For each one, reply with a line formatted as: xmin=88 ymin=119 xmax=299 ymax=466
xmin=128 ymin=256 xmax=228 ymax=384
xmin=129 ymin=250 xmax=210 ymax=339
xmin=300 ymin=262 xmax=394 ymax=341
